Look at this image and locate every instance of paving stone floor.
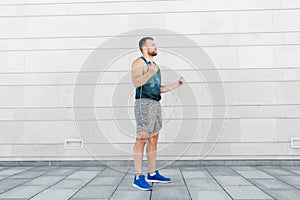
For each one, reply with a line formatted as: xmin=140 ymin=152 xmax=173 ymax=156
xmin=0 ymin=165 xmax=299 ymax=199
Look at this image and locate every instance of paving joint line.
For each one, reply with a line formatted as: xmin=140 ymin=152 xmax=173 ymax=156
xmin=67 ymin=167 xmax=106 ymax=199
xmin=204 ymin=166 xmax=235 ymax=200
xmin=0 ymin=166 xmax=38 ymax=195
xmin=108 ymin=168 xmax=129 ymax=199
xmin=28 ymin=166 xmax=85 ymax=199
xmin=229 ymin=166 xmax=276 ymax=200
xmin=258 ymin=166 xmax=300 ymax=191
xmin=179 ymin=168 xmax=192 ymax=200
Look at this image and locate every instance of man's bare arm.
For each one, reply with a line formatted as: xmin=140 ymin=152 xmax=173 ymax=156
xmin=160 ymin=77 xmax=184 ymax=93
xmin=131 ymin=58 xmax=157 ymax=88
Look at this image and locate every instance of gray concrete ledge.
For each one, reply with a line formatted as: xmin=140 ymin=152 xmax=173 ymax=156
xmin=0 ymin=159 xmax=300 ymax=167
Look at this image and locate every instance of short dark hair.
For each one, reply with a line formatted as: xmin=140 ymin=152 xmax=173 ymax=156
xmin=139 ymin=37 xmax=154 ymax=53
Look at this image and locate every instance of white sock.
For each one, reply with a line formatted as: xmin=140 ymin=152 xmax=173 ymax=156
xmin=150 ymin=172 xmax=156 ymax=176
xmin=136 ymin=175 xmax=140 ymax=180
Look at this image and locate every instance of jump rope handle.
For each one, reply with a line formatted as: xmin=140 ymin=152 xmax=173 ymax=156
xmin=178 ymin=77 xmax=184 ymax=85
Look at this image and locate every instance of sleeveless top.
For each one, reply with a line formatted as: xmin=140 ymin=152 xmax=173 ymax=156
xmin=135 ymin=56 xmax=161 ymax=101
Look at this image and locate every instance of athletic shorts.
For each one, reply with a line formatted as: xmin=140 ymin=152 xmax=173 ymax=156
xmin=134 ymin=98 xmax=162 ymax=134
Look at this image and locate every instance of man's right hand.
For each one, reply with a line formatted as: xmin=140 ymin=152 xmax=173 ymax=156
xmin=148 ymin=62 xmax=158 ymax=75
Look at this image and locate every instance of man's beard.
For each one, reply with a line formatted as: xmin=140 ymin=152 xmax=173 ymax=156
xmin=149 ymin=50 xmax=157 ymax=56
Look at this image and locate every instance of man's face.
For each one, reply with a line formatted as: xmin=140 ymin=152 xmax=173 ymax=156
xmin=145 ymin=39 xmax=157 ymax=56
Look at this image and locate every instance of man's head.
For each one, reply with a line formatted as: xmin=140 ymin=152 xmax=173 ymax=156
xmin=139 ymin=37 xmax=157 ymax=57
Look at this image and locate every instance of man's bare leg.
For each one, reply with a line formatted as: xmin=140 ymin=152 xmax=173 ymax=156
xmin=133 ymin=131 xmax=149 ymax=176
xmin=146 ymin=132 xmax=159 ymax=174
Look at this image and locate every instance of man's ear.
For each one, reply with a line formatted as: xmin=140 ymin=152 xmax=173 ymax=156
xmin=142 ymin=46 xmax=147 ymax=53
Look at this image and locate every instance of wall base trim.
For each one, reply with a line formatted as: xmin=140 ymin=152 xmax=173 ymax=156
xmin=0 ymin=159 xmax=300 ymax=167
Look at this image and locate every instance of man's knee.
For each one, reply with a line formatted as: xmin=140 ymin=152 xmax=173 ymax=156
xmin=136 ymin=131 xmax=150 ymax=143
xmin=148 ymin=132 xmax=159 ymax=144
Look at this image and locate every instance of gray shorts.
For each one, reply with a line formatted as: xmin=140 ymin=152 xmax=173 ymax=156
xmin=134 ymin=98 xmax=162 ymax=134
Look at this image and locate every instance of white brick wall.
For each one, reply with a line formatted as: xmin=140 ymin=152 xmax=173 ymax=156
xmin=0 ymin=0 xmax=300 ymax=161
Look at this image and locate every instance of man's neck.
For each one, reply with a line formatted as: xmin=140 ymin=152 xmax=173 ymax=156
xmin=142 ymin=54 xmax=153 ymax=62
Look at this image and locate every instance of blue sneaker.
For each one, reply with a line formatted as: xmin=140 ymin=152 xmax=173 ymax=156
xmin=146 ymin=169 xmax=171 ymax=183
xmin=132 ymin=174 xmax=153 ymax=191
